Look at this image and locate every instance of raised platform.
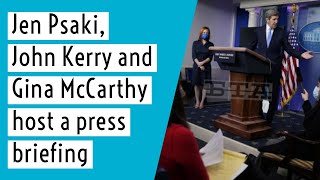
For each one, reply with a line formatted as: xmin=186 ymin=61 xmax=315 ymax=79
xmin=214 ymin=113 xmax=271 ymax=139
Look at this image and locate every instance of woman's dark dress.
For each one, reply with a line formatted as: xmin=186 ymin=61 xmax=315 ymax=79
xmin=192 ymin=40 xmax=214 ymax=86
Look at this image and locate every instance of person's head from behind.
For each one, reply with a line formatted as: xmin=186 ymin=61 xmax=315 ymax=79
xmin=265 ymin=9 xmax=279 ymax=29
xmin=168 ymin=83 xmax=188 ymax=128
xmin=313 ymin=76 xmax=320 ymax=101
xmin=198 ymin=26 xmax=211 ymax=41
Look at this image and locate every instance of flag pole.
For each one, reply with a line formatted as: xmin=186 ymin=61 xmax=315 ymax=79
xmin=281 ymin=105 xmax=290 ymax=117
xmin=276 ymin=4 xmax=299 ymax=118
xmin=277 ymin=102 xmax=290 ymax=118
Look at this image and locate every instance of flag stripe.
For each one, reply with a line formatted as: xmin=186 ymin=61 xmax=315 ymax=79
xmin=281 ymin=27 xmax=299 ymax=107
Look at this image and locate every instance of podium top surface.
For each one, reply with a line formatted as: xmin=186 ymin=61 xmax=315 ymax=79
xmin=209 ymin=46 xmax=270 ymax=64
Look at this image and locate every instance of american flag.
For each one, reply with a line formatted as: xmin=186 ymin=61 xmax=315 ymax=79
xmin=280 ymin=27 xmax=299 ymax=107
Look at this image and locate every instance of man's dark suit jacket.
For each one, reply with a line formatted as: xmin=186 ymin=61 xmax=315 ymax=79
xmin=302 ymin=100 xmax=320 ymax=140
xmin=247 ymin=25 xmax=303 ymax=77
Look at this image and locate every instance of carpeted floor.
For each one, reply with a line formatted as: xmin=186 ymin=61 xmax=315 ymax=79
xmin=186 ymin=103 xmax=305 ymax=149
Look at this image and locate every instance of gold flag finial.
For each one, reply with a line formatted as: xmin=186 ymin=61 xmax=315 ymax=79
xmin=292 ymin=4 xmax=298 ymax=13
xmin=290 ymin=4 xmax=299 ymax=28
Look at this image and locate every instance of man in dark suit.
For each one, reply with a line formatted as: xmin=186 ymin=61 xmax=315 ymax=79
xmin=247 ymin=9 xmax=313 ymax=124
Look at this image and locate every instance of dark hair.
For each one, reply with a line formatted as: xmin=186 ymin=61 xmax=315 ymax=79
xmin=265 ymin=9 xmax=279 ymax=19
xmin=168 ymin=83 xmax=189 ymax=128
xmin=198 ymin=26 xmax=211 ymax=41
xmin=318 ymin=76 xmax=320 ymax=82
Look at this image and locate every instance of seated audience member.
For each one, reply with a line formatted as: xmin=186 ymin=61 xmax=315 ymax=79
xmin=258 ymin=77 xmax=320 ymax=171
xmin=158 ymin=84 xmax=209 ymax=180
xmin=304 ymin=76 xmax=320 ymax=140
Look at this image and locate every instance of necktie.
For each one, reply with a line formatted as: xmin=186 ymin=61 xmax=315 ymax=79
xmin=267 ymin=28 xmax=272 ymax=48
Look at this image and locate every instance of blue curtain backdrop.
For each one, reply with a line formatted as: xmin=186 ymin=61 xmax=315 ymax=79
xmin=234 ymin=7 xmax=249 ymax=47
xmin=290 ymin=5 xmax=320 ymax=111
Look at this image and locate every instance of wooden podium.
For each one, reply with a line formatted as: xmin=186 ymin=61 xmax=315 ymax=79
xmin=209 ymin=47 xmax=272 ymax=139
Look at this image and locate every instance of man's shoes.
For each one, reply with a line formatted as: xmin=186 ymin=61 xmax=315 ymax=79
xmin=265 ymin=114 xmax=273 ymax=124
xmin=260 ymin=113 xmax=267 ymax=120
xmin=265 ymin=120 xmax=272 ymax=126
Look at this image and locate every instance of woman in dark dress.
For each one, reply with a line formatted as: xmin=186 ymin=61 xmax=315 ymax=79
xmin=192 ymin=26 xmax=214 ymax=109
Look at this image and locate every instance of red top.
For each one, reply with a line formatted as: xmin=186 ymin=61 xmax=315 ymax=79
xmin=159 ymin=124 xmax=209 ymax=180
